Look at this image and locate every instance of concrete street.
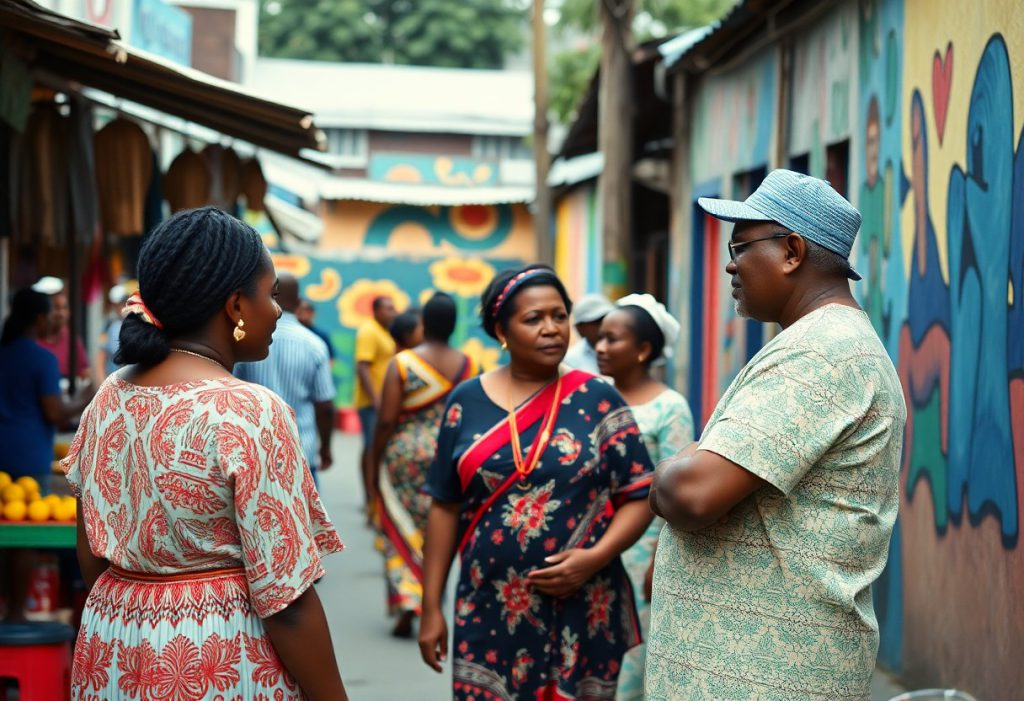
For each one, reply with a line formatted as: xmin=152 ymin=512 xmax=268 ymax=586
xmin=314 ymin=434 xmax=906 ymax=700
xmin=317 ymin=434 xmax=450 ymax=700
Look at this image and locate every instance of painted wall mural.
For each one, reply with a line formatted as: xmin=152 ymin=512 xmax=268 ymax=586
xmin=690 ymin=46 xmax=778 ymax=186
xmin=856 ymin=0 xmax=907 ymax=670
xmin=554 ymin=183 xmax=602 ymax=301
xmin=369 ymin=154 xmax=498 ymax=186
xmin=245 ymin=210 xmax=516 ymax=407
xmin=675 ymin=0 xmax=1024 ymax=695
xmin=321 ymin=200 xmax=535 ymax=260
xmin=884 ymin=4 xmax=1024 ymax=692
xmin=789 ymin=2 xmax=857 ymax=175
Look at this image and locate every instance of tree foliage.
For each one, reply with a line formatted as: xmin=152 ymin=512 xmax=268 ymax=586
xmin=259 ymin=0 xmax=527 ymax=68
xmin=550 ymin=0 xmax=736 ymax=123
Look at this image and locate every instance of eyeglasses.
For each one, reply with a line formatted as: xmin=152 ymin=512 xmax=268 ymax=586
xmin=728 ymin=232 xmax=790 ymax=261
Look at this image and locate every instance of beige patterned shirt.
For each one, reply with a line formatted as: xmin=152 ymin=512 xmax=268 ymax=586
xmin=646 ymin=304 xmax=906 ymax=700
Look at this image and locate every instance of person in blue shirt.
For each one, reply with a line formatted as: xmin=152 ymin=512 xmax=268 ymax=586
xmin=0 ymin=288 xmax=91 ymax=620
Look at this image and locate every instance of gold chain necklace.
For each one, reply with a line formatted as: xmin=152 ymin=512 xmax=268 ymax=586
xmin=507 ymin=373 xmax=562 ymax=478
xmin=170 ymin=348 xmax=229 ymax=372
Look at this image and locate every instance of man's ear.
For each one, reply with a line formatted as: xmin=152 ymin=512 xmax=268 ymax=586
xmin=782 ymin=233 xmax=807 ymax=274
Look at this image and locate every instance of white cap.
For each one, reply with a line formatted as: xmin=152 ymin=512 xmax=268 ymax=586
xmin=108 ymin=284 xmax=129 ymax=305
xmin=616 ymin=293 xmax=681 ymax=359
xmin=31 ymin=276 xmax=64 ymax=295
xmin=573 ymin=293 xmax=614 ymax=324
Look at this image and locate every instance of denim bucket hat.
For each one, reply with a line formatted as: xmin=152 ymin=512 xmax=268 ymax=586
xmin=697 ymin=169 xmax=863 ymax=280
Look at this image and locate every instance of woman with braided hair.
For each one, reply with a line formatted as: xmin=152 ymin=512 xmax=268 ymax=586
xmin=60 ymin=207 xmax=348 ymax=700
xmin=418 ymin=264 xmax=655 ymax=700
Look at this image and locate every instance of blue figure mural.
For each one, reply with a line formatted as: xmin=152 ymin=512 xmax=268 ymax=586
xmin=946 ymin=34 xmax=1018 ymax=544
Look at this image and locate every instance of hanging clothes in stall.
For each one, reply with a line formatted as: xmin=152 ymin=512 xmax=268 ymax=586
xmin=13 ymin=103 xmax=69 ymax=248
xmin=94 ymin=117 xmax=153 ymax=237
xmin=67 ymin=97 xmax=98 ymax=248
xmin=164 ymin=148 xmax=211 ymax=212
xmin=240 ymin=157 xmax=267 ymax=212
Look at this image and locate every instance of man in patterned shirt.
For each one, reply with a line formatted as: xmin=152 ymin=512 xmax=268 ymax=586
xmin=235 ymin=274 xmax=335 ymax=483
xmin=646 ymin=169 xmax=906 ymax=700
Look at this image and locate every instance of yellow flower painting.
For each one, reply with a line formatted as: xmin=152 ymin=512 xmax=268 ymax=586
xmin=338 ymin=279 xmax=410 ymax=329
xmin=429 ymin=257 xmax=496 ymax=299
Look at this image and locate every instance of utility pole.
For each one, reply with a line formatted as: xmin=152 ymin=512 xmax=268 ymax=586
xmin=597 ymin=0 xmax=634 ymax=299
xmin=532 ymin=0 xmax=553 ymax=264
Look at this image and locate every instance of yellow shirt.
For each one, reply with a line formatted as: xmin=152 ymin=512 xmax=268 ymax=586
xmin=354 ymin=319 xmax=396 ymax=408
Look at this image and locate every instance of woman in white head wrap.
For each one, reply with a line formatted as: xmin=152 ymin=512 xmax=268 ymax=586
xmin=595 ymin=293 xmax=694 ymax=701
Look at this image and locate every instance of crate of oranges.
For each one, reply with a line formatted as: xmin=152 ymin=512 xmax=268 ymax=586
xmin=0 ymin=472 xmax=77 ymax=549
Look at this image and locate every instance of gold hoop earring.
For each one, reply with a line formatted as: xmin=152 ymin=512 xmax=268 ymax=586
xmin=233 ymin=318 xmax=246 ymax=343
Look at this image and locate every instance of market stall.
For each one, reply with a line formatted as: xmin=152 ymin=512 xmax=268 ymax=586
xmin=0 ymin=0 xmax=325 ymax=635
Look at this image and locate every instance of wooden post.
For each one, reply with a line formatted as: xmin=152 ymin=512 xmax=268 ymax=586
xmin=532 ymin=0 xmax=553 ymax=264
xmin=597 ymin=0 xmax=634 ymax=299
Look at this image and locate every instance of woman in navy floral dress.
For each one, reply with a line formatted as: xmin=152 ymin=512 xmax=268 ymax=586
xmin=419 ymin=265 xmax=655 ymax=701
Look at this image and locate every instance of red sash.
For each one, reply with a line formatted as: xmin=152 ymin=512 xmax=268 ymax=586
xmin=456 ymin=369 xmax=591 ymax=554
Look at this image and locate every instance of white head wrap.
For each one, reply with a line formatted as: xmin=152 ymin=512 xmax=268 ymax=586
xmin=615 ymin=293 xmax=680 ymax=359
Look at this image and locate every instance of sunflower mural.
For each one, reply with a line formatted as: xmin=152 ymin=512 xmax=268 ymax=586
xmin=460 ymin=337 xmax=502 ymax=373
xmin=247 ymin=202 xmax=519 ymax=407
xmin=337 ymin=279 xmax=410 ymax=328
xmin=429 ymin=257 xmax=495 ymax=347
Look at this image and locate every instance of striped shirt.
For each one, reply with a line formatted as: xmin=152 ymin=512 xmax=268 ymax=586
xmin=235 ymin=313 xmax=335 ymax=470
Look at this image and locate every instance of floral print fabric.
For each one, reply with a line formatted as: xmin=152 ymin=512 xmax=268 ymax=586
xmin=617 ymin=388 xmax=693 ymax=701
xmin=62 ymin=376 xmax=345 ymax=700
xmin=646 ymin=305 xmax=906 ymax=700
xmin=424 ymin=375 xmax=655 ymax=701
xmin=378 ymin=350 xmax=473 ymax=614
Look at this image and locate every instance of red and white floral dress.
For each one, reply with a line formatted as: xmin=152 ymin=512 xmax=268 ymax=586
xmin=61 ymin=376 xmax=345 ymax=701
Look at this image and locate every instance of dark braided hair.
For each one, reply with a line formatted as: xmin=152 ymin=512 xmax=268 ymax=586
xmin=115 ymin=207 xmax=269 ymax=366
xmin=479 ymin=264 xmax=572 ymax=340
xmin=1 ymin=289 xmax=50 ymax=346
xmin=617 ymin=305 xmax=666 ymax=363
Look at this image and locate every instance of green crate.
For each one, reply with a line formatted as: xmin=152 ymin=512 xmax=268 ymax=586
xmin=0 ymin=522 xmax=76 ymax=548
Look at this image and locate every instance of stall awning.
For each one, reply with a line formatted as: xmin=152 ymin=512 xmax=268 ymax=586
xmin=2 ymin=0 xmax=324 ymax=157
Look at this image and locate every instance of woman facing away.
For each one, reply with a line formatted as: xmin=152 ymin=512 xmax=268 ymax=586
xmin=369 ymin=292 xmax=476 ymax=638
xmin=0 ymin=289 xmax=91 ymax=620
xmin=418 ymin=264 xmax=656 ymax=700
xmin=595 ymin=294 xmax=694 ymax=701
xmin=60 ymin=207 xmax=348 ymax=701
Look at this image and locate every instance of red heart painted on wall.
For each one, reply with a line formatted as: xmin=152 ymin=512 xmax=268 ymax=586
xmin=932 ymin=43 xmax=953 ymax=145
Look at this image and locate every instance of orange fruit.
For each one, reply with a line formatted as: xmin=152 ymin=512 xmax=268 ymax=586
xmin=54 ymin=498 xmax=77 ymax=522
xmin=0 ymin=472 xmax=11 ymax=489
xmin=27 ymin=499 xmax=51 ymax=522
xmin=3 ymin=500 xmax=27 ymax=521
xmin=1 ymin=484 xmax=26 ymax=503
xmin=15 ymin=476 xmax=39 ymax=494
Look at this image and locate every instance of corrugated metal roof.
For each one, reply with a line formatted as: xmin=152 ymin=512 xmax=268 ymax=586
xmin=247 ymin=59 xmax=534 ymax=136
xmin=4 ymin=0 xmax=323 ymax=156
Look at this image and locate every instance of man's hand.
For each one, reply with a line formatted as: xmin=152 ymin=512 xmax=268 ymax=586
xmin=527 ymin=548 xmax=606 ymax=598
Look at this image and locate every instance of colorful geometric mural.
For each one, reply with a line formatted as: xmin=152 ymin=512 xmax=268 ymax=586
xmin=321 ymin=200 xmax=535 ymax=260
xmin=369 ymin=154 xmax=498 ymax=186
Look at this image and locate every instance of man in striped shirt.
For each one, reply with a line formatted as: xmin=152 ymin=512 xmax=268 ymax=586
xmin=236 ymin=273 xmax=336 ymax=480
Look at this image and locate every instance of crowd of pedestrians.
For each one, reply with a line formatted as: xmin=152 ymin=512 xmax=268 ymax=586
xmin=0 ymin=170 xmax=905 ymax=700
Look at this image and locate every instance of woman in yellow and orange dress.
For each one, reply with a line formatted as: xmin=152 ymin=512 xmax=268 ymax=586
xmin=370 ymin=292 xmax=475 ymax=637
